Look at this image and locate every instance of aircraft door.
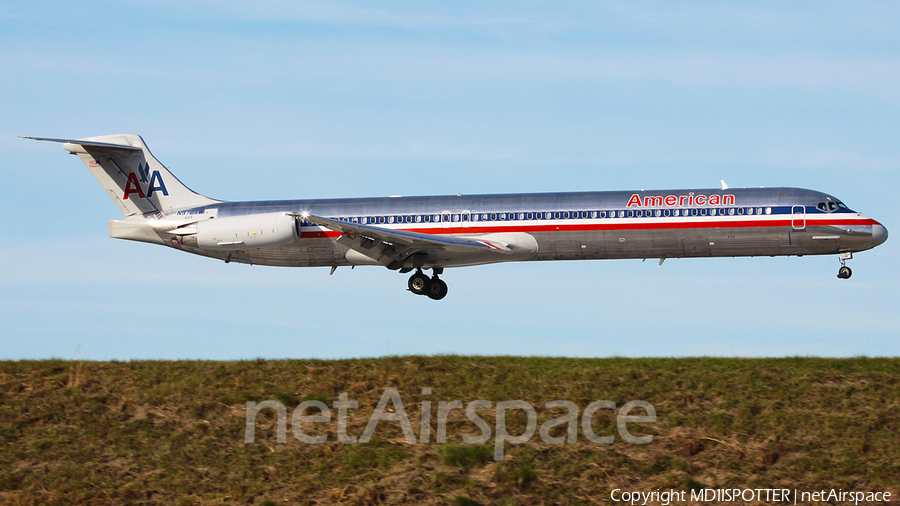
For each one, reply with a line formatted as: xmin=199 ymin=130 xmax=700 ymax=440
xmin=460 ymin=210 xmax=471 ymax=229
xmin=791 ymin=205 xmax=806 ymax=230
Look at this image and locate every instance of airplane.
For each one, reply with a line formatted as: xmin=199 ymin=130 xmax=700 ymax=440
xmin=26 ymin=134 xmax=888 ymax=300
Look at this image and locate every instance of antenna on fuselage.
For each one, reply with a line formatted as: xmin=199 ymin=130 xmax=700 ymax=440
xmin=720 ymin=180 xmax=729 ymax=190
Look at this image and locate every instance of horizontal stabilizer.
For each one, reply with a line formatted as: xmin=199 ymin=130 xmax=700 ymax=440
xmin=21 ymin=136 xmax=142 ymax=152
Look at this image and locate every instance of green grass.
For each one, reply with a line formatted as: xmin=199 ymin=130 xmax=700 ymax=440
xmin=0 ymin=356 xmax=899 ymax=504
xmin=439 ymin=444 xmax=494 ymax=468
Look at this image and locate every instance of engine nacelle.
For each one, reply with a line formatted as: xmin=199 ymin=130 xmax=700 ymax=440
xmin=196 ymin=213 xmax=299 ymax=250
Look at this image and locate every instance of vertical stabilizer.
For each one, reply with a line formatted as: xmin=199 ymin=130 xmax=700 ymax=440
xmin=25 ymin=134 xmax=219 ymax=216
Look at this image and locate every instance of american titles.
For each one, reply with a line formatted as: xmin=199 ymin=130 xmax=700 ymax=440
xmin=626 ymin=192 xmax=735 ymax=208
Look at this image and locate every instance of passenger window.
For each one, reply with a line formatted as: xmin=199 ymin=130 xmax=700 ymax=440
xmin=442 ymin=214 xmax=450 ymax=222
xmin=664 ymin=209 xmax=670 ymax=217
xmin=378 ymin=216 xmax=385 ymax=224
xmin=452 ymin=214 xmax=459 ymax=222
xmin=481 ymin=213 xmax=488 ymax=220
xmin=500 ymin=213 xmax=507 ymax=221
xmin=527 ymin=212 xmax=533 ymax=220
xmin=747 ymin=208 xmax=754 ymax=215
xmin=709 ymin=209 xmax=716 ymax=216
xmin=700 ymin=209 xmax=708 ymax=216
xmin=756 ymin=208 xmax=762 ymax=215
xmin=737 ymin=208 xmax=744 ymax=215
xmin=673 ymin=210 xmax=680 ymax=217
xmin=765 ymin=207 xmax=772 ymax=214
xmin=490 ymin=213 xmax=497 ymax=220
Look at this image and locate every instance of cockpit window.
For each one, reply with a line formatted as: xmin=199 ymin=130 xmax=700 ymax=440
xmin=828 ymin=202 xmax=837 ymax=211
xmin=836 ymin=202 xmax=848 ymax=209
xmin=817 ymin=202 xmax=827 ymax=212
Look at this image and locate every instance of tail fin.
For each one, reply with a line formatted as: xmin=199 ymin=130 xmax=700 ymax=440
xmin=25 ymin=134 xmax=219 ymax=216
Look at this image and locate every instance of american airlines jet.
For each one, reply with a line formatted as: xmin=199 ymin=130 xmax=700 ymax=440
xmin=27 ymin=134 xmax=888 ymax=300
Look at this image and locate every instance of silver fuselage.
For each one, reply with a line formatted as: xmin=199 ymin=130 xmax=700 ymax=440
xmin=122 ymin=186 xmax=886 ymax=269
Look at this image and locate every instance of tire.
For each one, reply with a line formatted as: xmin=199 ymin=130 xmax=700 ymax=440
xmin=426 ymin=278 xmax=448 ymax=300
xmin=408 ymin=273 xmax=430 ymax=295
xmin=838 ymin=266 xmax=852 ymax=279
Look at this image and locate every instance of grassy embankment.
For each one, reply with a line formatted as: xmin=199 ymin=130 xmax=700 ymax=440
xmin=1 ymin=357 xmax=899 ymax=505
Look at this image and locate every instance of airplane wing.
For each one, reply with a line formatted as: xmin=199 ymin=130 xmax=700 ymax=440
xmin=299 ymin=214 xmax=512 ymax=268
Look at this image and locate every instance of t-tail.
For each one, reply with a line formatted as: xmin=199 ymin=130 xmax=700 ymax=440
xmin=24 ymin=134 xmax=218 ymax=216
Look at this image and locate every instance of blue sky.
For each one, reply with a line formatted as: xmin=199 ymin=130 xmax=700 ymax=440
xmin=2 ymin=1 xmax=898 ymax=359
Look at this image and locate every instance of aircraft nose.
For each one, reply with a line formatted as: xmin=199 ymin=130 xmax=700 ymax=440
xmin=873 ymin=223 xmax=888 ymax=247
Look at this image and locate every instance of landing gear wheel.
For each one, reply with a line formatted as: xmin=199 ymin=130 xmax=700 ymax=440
xmin=408 ymin=271 xmax=430 ymax=295
xmin=426 ymin=278 xmax=448 ymax=300
xmin=837 ymin=266 xmax=852 ymax=279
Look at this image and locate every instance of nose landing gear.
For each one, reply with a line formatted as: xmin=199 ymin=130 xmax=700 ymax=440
xmin=837 ymin=252 xmax=853 ymax=279
xmin=407 ymin=269 xmax=448 ymax=300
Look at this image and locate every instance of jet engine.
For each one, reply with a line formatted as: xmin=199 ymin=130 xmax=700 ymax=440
xmin=193 ymin=213 xmax=299 ymax=249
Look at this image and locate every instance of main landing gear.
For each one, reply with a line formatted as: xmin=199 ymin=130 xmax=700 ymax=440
xmin=408 ymin=269 xmax=448 ymax=300
xmin=837 ymin=252 xmax=853 ymax=279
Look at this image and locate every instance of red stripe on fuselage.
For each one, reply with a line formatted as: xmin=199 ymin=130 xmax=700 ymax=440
xmin=300 ymin=217 xmax=877 ymax=239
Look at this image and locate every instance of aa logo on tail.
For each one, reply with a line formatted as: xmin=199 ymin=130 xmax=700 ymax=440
xmin=138 ymin=161 xmax=151 ymax=183
xmin=123 ymin=162 xmax=169 ymax=200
